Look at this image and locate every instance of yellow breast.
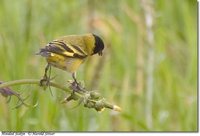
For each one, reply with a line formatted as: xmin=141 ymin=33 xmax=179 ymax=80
xmin=46 ymin=53 xmax=85 ymax=73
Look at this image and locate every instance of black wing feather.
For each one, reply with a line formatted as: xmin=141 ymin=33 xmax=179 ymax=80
xmin=38 ymin=42 xmax=87 ymax=59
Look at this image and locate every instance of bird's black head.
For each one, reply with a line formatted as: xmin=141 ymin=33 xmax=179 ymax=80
xmin=92 ymin=34 xmax=104 ymax=56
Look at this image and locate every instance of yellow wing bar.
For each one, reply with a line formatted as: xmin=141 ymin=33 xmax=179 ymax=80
xmin=39 ymin=41 xmax=88 ymax=59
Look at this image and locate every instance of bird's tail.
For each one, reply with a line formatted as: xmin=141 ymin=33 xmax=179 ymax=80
xmin=35 ymin=48 xmax=50 ymax=57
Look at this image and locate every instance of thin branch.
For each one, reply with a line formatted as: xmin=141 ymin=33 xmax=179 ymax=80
xmin=0 ymin=79 xmax=121 ymax=112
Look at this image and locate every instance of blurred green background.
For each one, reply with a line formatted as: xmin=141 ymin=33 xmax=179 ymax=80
xmin=0 ymin=0 xmax=197 ymax=131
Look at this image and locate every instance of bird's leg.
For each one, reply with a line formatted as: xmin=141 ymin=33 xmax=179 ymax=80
xmin=70 ymin=72 xmax=85 ymax=92
xmin=72 ymin=72 xmax=78 ymax=83
xmin=72 ymin=72 xmax=78 ymax=85
xmin=71 ymin=72 xmax=80 ymax=91
xmin=48 ymin=64 xmax=52 ymax=82
xmin=47 ymin=64 xmax=54 ymax=96
xmin=40 ymin=63 xmax=50 ymax=87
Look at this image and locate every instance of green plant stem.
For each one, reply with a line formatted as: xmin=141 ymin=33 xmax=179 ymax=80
xmin=0 ymin=79 xmax=83 ymax=101
xmin=0 ymin=79 xmax=39 ymax=88
xmin=0 ymin=79 xmax=121 ymax=112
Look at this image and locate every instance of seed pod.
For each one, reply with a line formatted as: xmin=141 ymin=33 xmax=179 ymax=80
xmin=94 ymin=100 xmax=105 ymax=112
xmin=90 ymin=91 xmax=101 ymax=100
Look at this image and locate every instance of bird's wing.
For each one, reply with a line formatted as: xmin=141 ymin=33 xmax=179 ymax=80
xmin=39 ymin=40 xmax=87 ymax=59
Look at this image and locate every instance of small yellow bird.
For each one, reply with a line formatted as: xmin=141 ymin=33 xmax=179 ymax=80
xmin=37 ymin=33 xmax=104 ymax=84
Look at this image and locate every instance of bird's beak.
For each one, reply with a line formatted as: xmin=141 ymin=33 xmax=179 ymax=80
xmin=98 ymin=51 xmax=103 ymax=56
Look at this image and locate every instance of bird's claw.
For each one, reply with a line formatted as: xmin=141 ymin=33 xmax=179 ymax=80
xmin=68 ymin=80 xmax=85 ymax=93
xmin=40 ymin=75 xmax=50 ymax=89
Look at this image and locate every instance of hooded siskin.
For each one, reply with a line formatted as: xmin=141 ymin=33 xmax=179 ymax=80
xmin=37 ymin=33 xmax=104 ymax=73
